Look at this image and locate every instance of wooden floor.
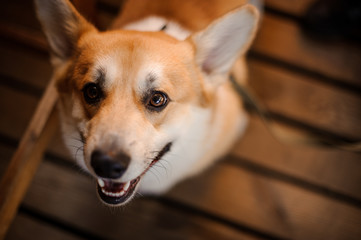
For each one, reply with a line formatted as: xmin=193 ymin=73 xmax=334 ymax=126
xmin=1 ymin=0 xmax=361 ymax=239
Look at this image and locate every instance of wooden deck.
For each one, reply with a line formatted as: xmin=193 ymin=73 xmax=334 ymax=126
xmin=1 ymin=0 xmax=360 ymax=239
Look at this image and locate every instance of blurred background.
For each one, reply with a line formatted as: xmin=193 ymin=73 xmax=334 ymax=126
xmin=0 ymin=0 xmax=360 ymax=239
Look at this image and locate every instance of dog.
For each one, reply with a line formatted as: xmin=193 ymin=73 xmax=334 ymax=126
xmin=35 ymin=0 xmax=260 ymax=206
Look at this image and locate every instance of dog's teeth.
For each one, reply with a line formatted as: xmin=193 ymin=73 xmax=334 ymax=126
xmin=101 ymin=187 xmax=127 ymax=198
xmin=97 ymin=179 xmax=105 ymax=187
xmin=99 ymin=179 xmax=134 ymax=198
xmin=123 ymin=181 xmax=130 ymax=191
xmin=101 ymin=188 xmax=108 ymax=195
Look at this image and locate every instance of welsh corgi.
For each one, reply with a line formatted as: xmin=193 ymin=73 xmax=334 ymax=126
xmin=35 ymin=0 xmax=260 ymax=206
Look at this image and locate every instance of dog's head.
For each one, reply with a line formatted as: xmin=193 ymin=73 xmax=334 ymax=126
xmin=35 ymin=0 xmax=258 ymax=206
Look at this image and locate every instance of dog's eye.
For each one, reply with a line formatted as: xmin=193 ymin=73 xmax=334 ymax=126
xmin=82 ymin=82 xmax=103 ymax=104
xmin=147 ymin=91 xmax=169 ymax=111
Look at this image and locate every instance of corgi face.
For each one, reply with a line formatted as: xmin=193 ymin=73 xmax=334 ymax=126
xmin=65 ymin=30 xmax=206 ymax=204
xmin=35 ymin=0 xmax=259 ymax=206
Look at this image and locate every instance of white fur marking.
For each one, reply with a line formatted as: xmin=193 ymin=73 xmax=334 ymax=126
xmin=122 ymin=16 xmax=191 ymax=40
xmin=94 ymin=55 xmax=120 ymax=90
xmin=136 ymin=63 xmax=164 ymax=93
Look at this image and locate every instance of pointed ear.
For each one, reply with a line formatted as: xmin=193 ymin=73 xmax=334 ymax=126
xmin=35 ymin=0 xmax=96 ymax=64
xmin=189 ymin=5 xmax=259 ymax=78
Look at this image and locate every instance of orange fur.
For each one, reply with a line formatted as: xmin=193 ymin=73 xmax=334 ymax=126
xmin=112 ymin=0 xmax=249 ymax=31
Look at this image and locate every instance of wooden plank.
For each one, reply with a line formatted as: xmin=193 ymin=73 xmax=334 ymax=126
xmin=0 ymin=75 xmax=58 ymax=238
xmin=231 ymin=115 xmax=361 ymax=200
xmin=5 ymin=214 xmax=83 ymax=240
xmin=167 ymin=163 xmax=361 ymax=240
xmin=0 ymin=0 xmax=100 ymax=34
xmin=273 ymin=179 xmax=361 ymax=240
xmin=170 ymin=163 xmax=291 ymax=238
xmin=248 ymin=59 xmax=361 ymax=140
xmin=22 ymin=160 xmax=263 ymax=240
xmin=0 ymin=39 xmax=51 ymax=90
xmin=0 ymin=85 xmax=70 ymax=160
xmin=0 ymin=146 xmax=15 ymax=178
xmin=0 ymin=22 xmax=48 ymax=53
xmin=23 ymin=156 xmax=361 ymax=240
xmin=253 ymin=14 xmax=361 ymax=87
xmin=0 ymin=86 xmax=38 ymax=140
xmin=265 ymin=0 xmax=315 ymax=16
xmin=0 ymin=0 xmax=41 ymax=32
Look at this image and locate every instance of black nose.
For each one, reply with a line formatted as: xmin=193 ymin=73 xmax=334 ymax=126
xmin=90 ymin=150 xmax=130 ymax=179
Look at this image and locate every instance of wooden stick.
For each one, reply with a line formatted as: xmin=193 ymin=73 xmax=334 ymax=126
xmin=0 ymin=76 xmax=58 ymax=239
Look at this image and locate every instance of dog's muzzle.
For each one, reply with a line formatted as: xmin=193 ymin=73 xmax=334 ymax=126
xmin=90 ymin=142 xmax=173 ymax=206
xmin=90 ymin=150 xmax=137 ymax=205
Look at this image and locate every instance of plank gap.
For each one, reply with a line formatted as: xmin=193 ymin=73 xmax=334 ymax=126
xmin=267 ymin=111 xmax=361 ymax=143
xmin=0 ymin=73 xmax=43 ymax=98
xmin=248 ymin=51 xmax=361 ymax=95
xmin=156 ymin=196 xmax=288 ymax=240
xmin=18 ymin=205 xmax=106 ymax=240
xmin=225 ymin=156 xmax=361 ymax=209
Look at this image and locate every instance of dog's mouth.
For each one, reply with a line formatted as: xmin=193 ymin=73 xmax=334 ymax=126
xmin=95 ymin=142 xmax=172 ymax=205
xmin=97 ymin=177 xmax=140 ymax=205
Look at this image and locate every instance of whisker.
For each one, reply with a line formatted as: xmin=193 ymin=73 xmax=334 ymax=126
xmin=148 ymin=169 xmax=162 ymax=185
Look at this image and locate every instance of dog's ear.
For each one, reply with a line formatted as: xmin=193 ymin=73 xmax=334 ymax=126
xmin=35 ymin=0 xmax=96 ymax=64
xmin=189 ymin=5 xmax=259 ymax=80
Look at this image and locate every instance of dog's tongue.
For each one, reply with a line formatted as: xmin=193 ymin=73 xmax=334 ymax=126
xmin=105 ymin=180 xmax=126 ymax=192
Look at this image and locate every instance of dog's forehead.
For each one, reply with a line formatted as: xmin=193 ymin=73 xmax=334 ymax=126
xmin=78 ymin=31 xmax=193 ymax=91
xmin=90 ymin=46 xmax=167 ymax=93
